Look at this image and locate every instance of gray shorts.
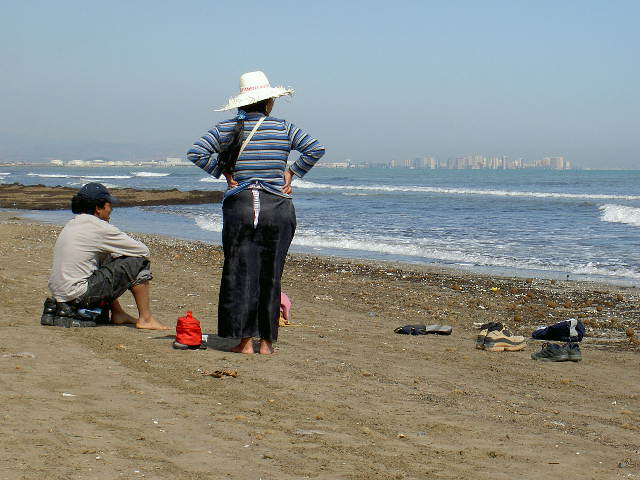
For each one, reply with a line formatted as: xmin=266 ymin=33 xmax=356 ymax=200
xmin=77 ymin=256 xmax=152 ymax=309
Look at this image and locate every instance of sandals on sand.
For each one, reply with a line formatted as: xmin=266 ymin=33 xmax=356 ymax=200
xmin=394 ymin=324 xmax=453 ymax=335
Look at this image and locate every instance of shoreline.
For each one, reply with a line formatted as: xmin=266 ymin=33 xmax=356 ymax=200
xmin=2 ymin=210 xmax=638 ymax=343
xmin=1 ymin=211 xmax=639 ymax=478
xmin=17 ymin=205 xmax=639 ymax=289
xmin=1 ymin=176 xmax=638 ymax=288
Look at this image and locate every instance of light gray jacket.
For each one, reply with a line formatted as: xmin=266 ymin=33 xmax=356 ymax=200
xmin=48 ymin=214 xmax=149 ymax=302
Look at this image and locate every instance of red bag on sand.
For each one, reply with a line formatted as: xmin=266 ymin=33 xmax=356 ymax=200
xmin=175 ymin=311 xmax=202 ymax=346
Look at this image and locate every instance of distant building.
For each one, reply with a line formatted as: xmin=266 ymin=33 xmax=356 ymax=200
xmin=162 ymin=157 xmax=191 ymax=166
xmin=545 ymin=156 xmax=566 ymax=170
xmin=318 ymin=161 xmax=349 ymax=168
xmin=36 ymin=153 xmax=571 ymax=170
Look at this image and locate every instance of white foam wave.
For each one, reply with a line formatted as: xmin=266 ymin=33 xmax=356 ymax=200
xmin=26 ymin=173 xmax=132 ymax=179
xmin=132 ymin=172 xmax=170 ymax=177
xmin=600 ymin=204 xmax=640 ymax=228
xmin=0 ymin=172 xmax=10 ymax=176
xmin=27 ymin=173 xmax=75 ymax=178
xmin=190 ymin=211 xmax=640 ymax=281
xmin=194 ymin=214 xmax=222 ymax=232
xmin=291 ymin=231 xmax=640 ymax=280
xmin=570 ymin=261 xmax=640 ymax=279
xmin=199 ymin=177 xmax=226 ymax=183
xmin=294 ymin=179 xmax=640 ymax=200
xmin=65 ymin=181 xmax=120 ymax=189
xmin=84 ymin=175 xmax=131 ymax=179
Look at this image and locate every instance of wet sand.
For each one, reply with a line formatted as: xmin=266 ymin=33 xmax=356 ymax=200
xmin=0 ymin=211 xmax=639 ymax=479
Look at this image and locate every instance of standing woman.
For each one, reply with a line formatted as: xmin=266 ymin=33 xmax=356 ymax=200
xmin=187 ymin=71 xmax=325 ymax=354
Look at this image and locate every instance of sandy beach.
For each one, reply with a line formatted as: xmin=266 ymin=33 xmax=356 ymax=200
xmin=1 ymin=210 xmax=639 ymax=480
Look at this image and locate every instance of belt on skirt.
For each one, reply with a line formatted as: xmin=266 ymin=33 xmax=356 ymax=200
xmin=248 ymin=183 xmax=261 ymax=228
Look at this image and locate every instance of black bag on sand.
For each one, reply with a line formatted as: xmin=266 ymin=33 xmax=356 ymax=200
xmin=394 ymin=324 xmax=452 ymax=335
xmin=531 ymin=318 xmax=585 ymax=342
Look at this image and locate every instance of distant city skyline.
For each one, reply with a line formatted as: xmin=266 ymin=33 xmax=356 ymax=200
xmin=0 ymin=153 xmax=579 ymax=171
xmin=1 ymin=1 xmax=638 ymax=170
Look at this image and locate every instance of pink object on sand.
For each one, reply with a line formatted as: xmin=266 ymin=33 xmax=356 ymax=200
xmin=280 ymin=292 xmax=291 ymax=321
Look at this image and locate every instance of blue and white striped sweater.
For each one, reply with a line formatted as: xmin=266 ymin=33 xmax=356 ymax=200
xmin=187 ymin=113 xmax=325 ymax=199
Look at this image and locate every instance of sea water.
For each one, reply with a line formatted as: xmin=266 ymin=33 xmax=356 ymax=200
xmin=2 ymin=166 xmax=639 ymax=286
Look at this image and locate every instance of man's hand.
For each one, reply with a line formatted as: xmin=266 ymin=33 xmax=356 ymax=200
xmin=223 ymin=172 xmax=238 ymax=189
xmin=283 ymin=169 xmax=294 ymax=195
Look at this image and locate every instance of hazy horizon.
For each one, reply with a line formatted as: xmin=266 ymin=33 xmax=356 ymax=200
xmin=1 ymin=1 xmax=638 ymax=170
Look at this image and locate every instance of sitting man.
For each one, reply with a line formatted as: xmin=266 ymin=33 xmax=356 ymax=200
xmin=43 ymin=182 xmax=168 ymax=330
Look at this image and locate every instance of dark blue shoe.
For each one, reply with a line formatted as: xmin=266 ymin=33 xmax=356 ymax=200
xmin=55 ymin=302 xmax=76 ymax=317
xmin=531 ymin=342 xmax=568 ymax=361
xmin=51 ymin=302 xmax=96 ymax=327
xmin=41 ymin=298 xmax=57 ymax=326
xmin=565 ymin=342 xmax=582 ymax=362
xmin=52 ymin=316 xmax=97 ymax=328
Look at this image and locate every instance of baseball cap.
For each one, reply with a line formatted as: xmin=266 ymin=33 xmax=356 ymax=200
xmin=77 ymin=182 xmax=119 ymax=204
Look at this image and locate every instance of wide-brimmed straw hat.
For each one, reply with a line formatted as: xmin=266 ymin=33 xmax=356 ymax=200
xmin=215 ymin=71 xmax=294 ymax=111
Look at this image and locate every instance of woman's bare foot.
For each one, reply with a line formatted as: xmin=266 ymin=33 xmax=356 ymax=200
xmin=259 ymin=339 xmax=274 ymax=355
xmin=111 ymin=310 xmax=137 ymax=325
xmin=135 ymin=315 xmax=170 ymax=330
xmin=230 ymin=337 xmax=254 ymax=354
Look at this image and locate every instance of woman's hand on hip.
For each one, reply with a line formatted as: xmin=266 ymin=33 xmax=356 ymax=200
xmin=283 ymin=169 xmax=294 ymax=195
xmin=223 ymin=172 xmax=238 ymax=189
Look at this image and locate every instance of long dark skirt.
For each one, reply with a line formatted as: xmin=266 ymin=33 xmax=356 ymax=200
xmin=217 ymin=189 xmax=296 ymax=341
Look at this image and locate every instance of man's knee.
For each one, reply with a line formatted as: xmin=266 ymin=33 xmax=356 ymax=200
xmin=83 ymin=257 xmax=152 ymax=305
xmin=131 ymin=263 xmax=153 ymax=286
xmin=112 ymin=257 xmax=153 ymax=284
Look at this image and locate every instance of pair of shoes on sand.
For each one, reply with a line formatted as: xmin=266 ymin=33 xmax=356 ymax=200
xmin=40 ymin=298 xmax=97 ymax=328
xmin=476 ymin=322 xmax=526 ymax=352
xmin=531 ymin=342 xmax=582 ymax=362
xmin=394 ymin=324 xmax=453 ymax=335
xmin=172 ymin=341 xmax=207 ymax=350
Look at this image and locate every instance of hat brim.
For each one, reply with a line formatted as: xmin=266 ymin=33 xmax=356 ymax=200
xmin=215 ymin=86 xmax=294 ymax=111
xmin=105 ymin=194 xmax=120 ymax=205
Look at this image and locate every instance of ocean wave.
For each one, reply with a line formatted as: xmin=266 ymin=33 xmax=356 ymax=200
xmin=294 ymin=179 xmax=640 ymax=200
xmin=199 ymin=177 xmax=226 ymax=183
xmin=26 ymin=173 xmax=132 ymax=179
xmin=27 ymin=173 xmax=79 ymax=178
xmin=0 ymin=172 xmax=10 ymax=176
xmin=570 ymin=261 xmax=640 ymax=279
xmin=292 ymin=232 xmax=640 ymax=280
xmin=83 ymin=175 xmax=131 ymax=179
xmin=599 ymin=204 xmax=640 ymax=228
xmin=194 ymin=214 xmax=222 ymax=232
xmin=132 ymin=172 xmax=170 ymax=177
xmin=66 ymin=181 xmax=120 ymax=189
xmin=189 ymin=213 xmax=640 ymax=280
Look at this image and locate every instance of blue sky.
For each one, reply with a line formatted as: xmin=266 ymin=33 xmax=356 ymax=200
xmin=1 ymin=0 xmax=638 ymax=168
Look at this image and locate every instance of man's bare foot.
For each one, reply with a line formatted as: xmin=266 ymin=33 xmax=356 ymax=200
xmin=111 ymin=311 xmax=137 ymax=325
xmin=230 ymin=337 xmax=254 ymax=354
xmin=135 ymin=316 xmax=170 ymax=330
xmin=259 ymin=339 xmax=274 ymax=355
